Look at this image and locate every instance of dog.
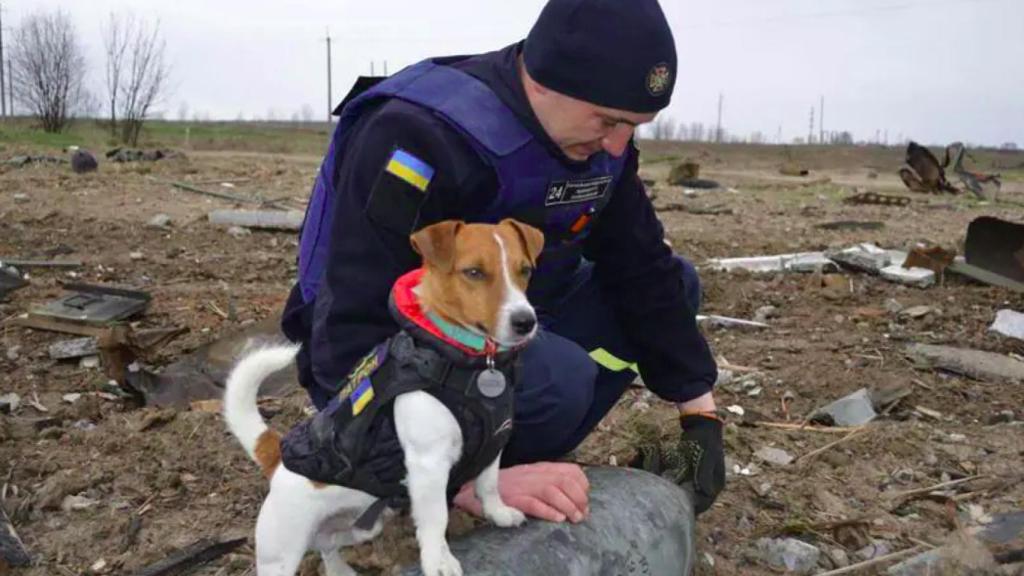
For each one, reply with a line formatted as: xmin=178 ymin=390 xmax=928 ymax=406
xmin=224 ymin=219 xmax=545 ymax=576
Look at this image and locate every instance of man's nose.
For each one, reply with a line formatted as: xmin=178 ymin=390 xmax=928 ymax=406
xmin=601 ymin=124 xmax=634 ymax=157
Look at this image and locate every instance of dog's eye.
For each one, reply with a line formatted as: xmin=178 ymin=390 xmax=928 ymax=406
xmin=519 ymin=265 xmax=533 ymax=279
xmin=462 ymin=267 xmax=485 ymax=281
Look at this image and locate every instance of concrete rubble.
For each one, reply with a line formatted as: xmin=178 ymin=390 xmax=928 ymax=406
xmin=990 ymin=309 xmax=1024 ymax=341
xmin=756 ymin=538 xmax=821 ymax=574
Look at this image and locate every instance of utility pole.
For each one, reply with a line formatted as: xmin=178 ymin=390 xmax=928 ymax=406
xmin=5 ymin=56 xmax=10 ymax=116
xmin=819 ymin=95 xmax=824 ymax=145
xmin=325 ymin=29 xmax=333 ymax=123
xmin=383 ymin=60 xmax=388 ymax=75
xmin=370 ymin=61 xmax=374 ymax=76
xmin=808 ymin=107 xmax=815 ymax=144
xmin=1 ymin=1 xmax=6 ymax=118
xmin=715 ymin=92 xmax=723 ymax=143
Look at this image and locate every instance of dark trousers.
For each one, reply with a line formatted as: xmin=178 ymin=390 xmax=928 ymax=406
xmin=501 ymin=258 xmax=701 ymax=465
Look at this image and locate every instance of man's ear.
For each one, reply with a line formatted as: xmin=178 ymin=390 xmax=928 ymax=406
xmin=501 ymin=219 xmax=545 ymax=266
xmin=410 ymin=221 xmax=465 ymax=272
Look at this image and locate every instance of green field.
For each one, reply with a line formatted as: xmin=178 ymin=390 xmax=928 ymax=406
xmin=0 ymin=117 xmax=334 ymax=156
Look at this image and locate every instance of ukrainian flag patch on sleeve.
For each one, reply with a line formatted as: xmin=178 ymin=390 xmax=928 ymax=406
xmin=349 ymin=377 xmax=375 ymax=415
xmin=385 ymin=148 xmax=435 ymax=192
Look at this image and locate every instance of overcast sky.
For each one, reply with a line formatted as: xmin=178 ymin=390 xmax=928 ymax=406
xmin=11 ymin=0 xmax=1024 ymax=146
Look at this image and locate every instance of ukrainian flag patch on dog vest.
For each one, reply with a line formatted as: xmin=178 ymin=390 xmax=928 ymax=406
xmin=339 ymin=346 xmax=385 ymax=415
xmin=385 ymin=148 xmax=435 ymax=192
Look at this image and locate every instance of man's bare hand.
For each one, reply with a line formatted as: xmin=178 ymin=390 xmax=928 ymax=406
xmin=454 ymin=462 xmax=590 ymax=523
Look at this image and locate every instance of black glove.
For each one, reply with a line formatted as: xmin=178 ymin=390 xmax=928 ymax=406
xmin=676 ymin=413 xmax=726 ymax=515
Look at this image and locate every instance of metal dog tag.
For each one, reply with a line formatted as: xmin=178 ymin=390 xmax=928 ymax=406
xmin=476 ymin=369 xmax=506 ymax=398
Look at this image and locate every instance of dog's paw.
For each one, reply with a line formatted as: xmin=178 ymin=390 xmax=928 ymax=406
xmin=485 ymin=504 xmax=526 ymax=528
xmin=422 ymin=547 xmax=463 ymax=576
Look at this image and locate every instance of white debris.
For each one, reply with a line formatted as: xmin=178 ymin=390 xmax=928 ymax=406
xmin=991 ymin=309 xmax=1024 ymax=341
xmin=0 ymin=392 xmax=20 ymax=414
xmin=147 ymin=214 xmax=172 ymax=228
xmin=62 ymin=393 xmax=82 ymax=403
xmin=828 ymin=243 xmax=892 ymax=273
xmin=698 ymin=314 xmax=770 ymax=330
xmin=726 ymin=405 xmax=746 ymax=416
xmin=880 ymin=265 xmax=936 ymax=288
xmin=706 ymin=252 xmax=836 ymax=274
xmin=79 ymin=356 xmax=100 ymax=369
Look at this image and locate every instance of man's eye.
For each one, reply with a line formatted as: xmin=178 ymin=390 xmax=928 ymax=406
xmin=462 ymin=268 xmax=485 ymax=280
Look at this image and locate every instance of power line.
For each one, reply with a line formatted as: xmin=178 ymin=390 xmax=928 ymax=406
xmin=677 ymin=0 xmax=1012 ymax=30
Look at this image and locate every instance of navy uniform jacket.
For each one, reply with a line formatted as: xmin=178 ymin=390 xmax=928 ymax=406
xmin=281 ymin=42 xmax=717 ymax=405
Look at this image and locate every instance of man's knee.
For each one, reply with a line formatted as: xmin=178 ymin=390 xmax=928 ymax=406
xmin=675 ymin=256 xmax=702 ymax=313
xmin=503 ymin=333 xmax=598 ymax=463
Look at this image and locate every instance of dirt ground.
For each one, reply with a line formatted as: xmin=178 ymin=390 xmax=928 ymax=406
xmin=2 ymin=139 xmax=1024 ymax=575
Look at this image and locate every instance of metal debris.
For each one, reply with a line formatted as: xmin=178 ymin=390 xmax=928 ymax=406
xmin=812 ymin=388 xmax=877 ymax=426
xmin=843 ymin=191 xmax=912 ymax=207
xmin=816 ymin=220 xmax=885 ymax=231
xmin=30 ymin=283 xmax=151 ymax=325
xmin=903 ymin=245 xmax=955 ymax=275
xmin=0 ymin=264 xmax=27 ymax=300
xmin=953 ymin=217 xmax=1024 ymax=290
xmin=697 ymin=314 xmax=770 ymax=330
xmin=880 ymin=265 xmax=935 ymax=288
xmin=401 ymin=467 xmax=695 ymax=576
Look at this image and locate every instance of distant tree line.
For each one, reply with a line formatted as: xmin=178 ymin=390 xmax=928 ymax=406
xmin=8 ymin=8 xmax=169 ymax=145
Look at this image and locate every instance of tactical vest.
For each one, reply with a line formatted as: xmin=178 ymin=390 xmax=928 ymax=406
xmin=281 ymin=269 xmax=522 ymax=509
xmin=297 ymin=57 xmax=628 ymax=305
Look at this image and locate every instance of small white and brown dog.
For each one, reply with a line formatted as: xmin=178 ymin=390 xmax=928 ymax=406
xmin=223 ymin=219 xmax=545 ymax=576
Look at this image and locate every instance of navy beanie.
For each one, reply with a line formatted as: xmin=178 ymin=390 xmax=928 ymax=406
xmin=523 ymin=0 xmax=677 ymax=113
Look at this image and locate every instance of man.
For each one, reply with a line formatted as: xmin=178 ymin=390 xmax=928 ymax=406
xmin=282 ymin=0 xmax=725 ymax=523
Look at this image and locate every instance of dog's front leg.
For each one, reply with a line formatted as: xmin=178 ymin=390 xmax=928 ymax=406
xmin=475 ymin=451 xmax=526 ymax=527
xmin=395 ymin=391 xmax=463 ymax=576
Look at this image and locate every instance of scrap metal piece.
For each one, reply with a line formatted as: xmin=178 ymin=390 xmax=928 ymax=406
xmin=963 ymin=217 xmax=1024 ymax=284
xmin=843 ymin=192 xmax=912 ymax=207
xmin=903 ymin=245 xmax=956 ymax=275
xmin=899 ymin=141 xmax=959 ymax=195
xmin=0 ymin=507 xmax=31 ymax=567
xmin=946 ymin=142 xmax=1002 ymax=200
xmin=0 ymin=265 xmax=27 ymax=300
xmin=31 ymin=283 xmax=151 ymax=325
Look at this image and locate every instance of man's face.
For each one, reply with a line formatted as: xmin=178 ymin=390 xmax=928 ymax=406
xmin=532 ymin=87 xmax=658 ymax=161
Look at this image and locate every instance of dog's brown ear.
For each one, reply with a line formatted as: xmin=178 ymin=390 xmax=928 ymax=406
xmin=410 ymin=221 xmax=464 ymax=272
xmin=501 ymin=219 xmax=545 ymax=266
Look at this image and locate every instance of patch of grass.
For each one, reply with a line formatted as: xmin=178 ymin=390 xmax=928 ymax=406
xmin=0 ymin=117 xmax=333 ymax=156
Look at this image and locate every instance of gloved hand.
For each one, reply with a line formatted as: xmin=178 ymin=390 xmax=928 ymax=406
xmin=675 ymin=413 xmax=725 ymax=515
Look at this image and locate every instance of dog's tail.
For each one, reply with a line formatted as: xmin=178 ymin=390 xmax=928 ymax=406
xmin=223 ymin=345 xmax=299 ymax=478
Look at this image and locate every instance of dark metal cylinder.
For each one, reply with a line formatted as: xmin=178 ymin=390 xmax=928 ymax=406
xmin=402 ymin=466 xmax=696 ymax=576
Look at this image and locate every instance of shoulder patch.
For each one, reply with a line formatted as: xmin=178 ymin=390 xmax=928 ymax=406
xmin=366 ymin=147 xmax=435 ymax=235
xmin=385 ymin=148 xmax=435 ymax=192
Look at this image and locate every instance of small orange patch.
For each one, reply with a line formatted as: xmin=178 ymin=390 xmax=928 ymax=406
xmin=254 ymin=429 xmax=282 ymax=479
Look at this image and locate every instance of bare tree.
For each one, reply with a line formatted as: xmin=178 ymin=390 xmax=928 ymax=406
xmin=647 ymin=115 xmax=677 ymax=141
xmin=117 ymin=16 xmax=170 ymax=145
xmin=300 ymin=103 xmax=314 ymax=123
xmin=177 ymin=100 xmax=189 ymax=121
xmin=102 ymin=12 xmax=132 ymax=136
xmin=10 ymin=10 xmax=89 ymax=133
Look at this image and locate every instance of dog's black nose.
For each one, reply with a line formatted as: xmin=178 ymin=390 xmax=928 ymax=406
xmin=510 ymin=311 xmax=537 ymax=336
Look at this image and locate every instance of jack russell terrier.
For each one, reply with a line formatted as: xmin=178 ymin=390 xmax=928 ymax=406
xmin=224 ymin=219 xmax=545 ymax=576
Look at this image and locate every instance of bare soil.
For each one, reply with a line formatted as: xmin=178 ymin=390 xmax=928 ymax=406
xmin=2 ymin=141 xmax=1023 ymax=575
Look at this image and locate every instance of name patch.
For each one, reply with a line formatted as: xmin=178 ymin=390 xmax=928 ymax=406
xmin=544 ymin=176 xmax=613 ymax=207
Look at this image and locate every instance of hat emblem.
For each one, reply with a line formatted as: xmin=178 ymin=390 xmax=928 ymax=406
xmin=646 ymin=63 xmax=671 ymax=97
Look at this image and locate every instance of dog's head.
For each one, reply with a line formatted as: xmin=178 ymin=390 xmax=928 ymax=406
xmin=411 ymin=219 xmax=544 ymax=348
